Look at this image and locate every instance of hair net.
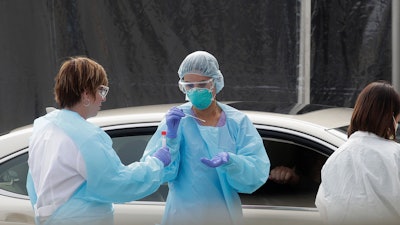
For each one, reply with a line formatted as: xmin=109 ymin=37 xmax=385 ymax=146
xmin=178 ymin=51 xmax=224 ymax=93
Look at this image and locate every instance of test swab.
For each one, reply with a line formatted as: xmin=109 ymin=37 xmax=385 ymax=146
xmin=184 ymin=113 xmax=206 ymax=122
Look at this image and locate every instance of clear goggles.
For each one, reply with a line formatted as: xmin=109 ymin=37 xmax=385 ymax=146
xmin=178 ymin=78 xmax=214 ymax=93
xmin=98 ymin=85 xmax=109 ymax=98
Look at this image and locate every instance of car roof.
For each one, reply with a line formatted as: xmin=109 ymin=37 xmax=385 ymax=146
xmin=91 ymin=102 xmax=353 ymax=129
xmin=1 ymin=102 xmax=352 ymax=159
xmin=286 ymin=107 xmax=353 ymax=129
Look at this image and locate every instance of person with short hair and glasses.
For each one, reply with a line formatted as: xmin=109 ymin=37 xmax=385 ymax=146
xmin=26 ymin=56 xmax=171 ymax=225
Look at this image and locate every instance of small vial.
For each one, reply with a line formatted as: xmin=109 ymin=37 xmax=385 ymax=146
xmin=161 ymin=130 xmax=167 ymax=147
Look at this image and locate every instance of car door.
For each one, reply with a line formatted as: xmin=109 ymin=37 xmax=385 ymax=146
xmin=240 ymin=125 xmax=338 ymax=225
xmin=0 ymin=122 xmax=340 ymax=225
xmin=0 ymin=149 xmax=34 ymax=225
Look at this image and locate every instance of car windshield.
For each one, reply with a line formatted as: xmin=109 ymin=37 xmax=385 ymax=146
xmin=335 ymin=125 xmax=400 ymax=144
xmin=336 ymin=126 xmax=349 ymax=134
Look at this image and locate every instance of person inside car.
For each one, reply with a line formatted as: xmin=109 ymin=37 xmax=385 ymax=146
xmin=269 ymin=151 xmax=326 ymax=191
xmin=26 ymin=56 xmax=171 ymax=225
xmin=141 ymin=51 xmax=270 ymax=225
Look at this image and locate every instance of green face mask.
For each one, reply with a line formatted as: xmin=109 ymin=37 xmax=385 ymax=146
xmin=186 ymin=88 xmax=213 ymax=110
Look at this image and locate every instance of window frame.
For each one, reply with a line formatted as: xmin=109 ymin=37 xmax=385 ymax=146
xmin=0 ymin=122 xmax=340 ymax=211
xmin=240 ymin=124 xmax=337 ymax=211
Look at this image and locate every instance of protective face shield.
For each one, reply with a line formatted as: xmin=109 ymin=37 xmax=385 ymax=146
xmin=179 ymin=79 xmax=215 ymax=110
xmin=179 ymin=79 xmax=214 ymax=93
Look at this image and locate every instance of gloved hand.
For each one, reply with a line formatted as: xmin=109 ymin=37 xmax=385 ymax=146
xmin=152 ymin=147 xmax=171 ymax=167
xmin=166 ymin=107 xmax=185 ymax=138
xmin=200 ymin=152 xmax=230 ymax=168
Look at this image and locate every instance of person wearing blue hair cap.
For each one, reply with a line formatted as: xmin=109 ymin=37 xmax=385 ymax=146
xmin=141 ymin=51 xmax=270 ymax=225
xmin=26 ymin=56 xmax=171 ymax=225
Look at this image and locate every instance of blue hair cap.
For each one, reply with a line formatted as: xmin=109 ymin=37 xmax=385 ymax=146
xmin=178 ymin=51 xmax=224 ymax=93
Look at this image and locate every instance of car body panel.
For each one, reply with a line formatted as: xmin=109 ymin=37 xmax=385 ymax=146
xmin=0 ymin=103 xmax=353 ymax=225
xmin=242 ymin=207 xmax=321 ymax=225
xmin=0 ymin=193 xmax=33 ymax=225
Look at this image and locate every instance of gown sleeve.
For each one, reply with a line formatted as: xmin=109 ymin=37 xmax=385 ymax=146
xmin=140 ymin=119 xmax=181 ymax=183
xmin=220 ymin=115 xmax=270 ymax=194
xmin=78 ymin=130 xmax=166 ymax=203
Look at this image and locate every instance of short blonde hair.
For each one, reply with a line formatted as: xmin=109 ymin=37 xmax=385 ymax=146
xmin=54 ymin=56 xmax=108 ymax=108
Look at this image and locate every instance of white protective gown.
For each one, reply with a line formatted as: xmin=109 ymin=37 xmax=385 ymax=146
xmin=27 ymin=109 xmax=165 ymax=225
xmin=141 ymin=102 xmax=270 ymax=225
xmin=315 ymin=131 xmax=400 ymax=225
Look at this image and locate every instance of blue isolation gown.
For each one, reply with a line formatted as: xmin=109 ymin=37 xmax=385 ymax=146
xmin=141 ymin=102 xmax=270 ymax=225
xmin=26 ymin=109 xmax=165 ymax=225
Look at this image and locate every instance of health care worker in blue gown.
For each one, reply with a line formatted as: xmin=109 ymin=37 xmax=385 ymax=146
xmin=141 ymin=51 xmax=270 ymax=225
xmin=26 ymin=56 xmax=171 ymax=225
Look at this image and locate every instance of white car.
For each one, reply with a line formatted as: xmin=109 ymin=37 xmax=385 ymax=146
xmin=0 ymin=102 xmax=353 ymax=225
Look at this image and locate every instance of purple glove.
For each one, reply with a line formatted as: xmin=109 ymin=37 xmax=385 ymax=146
xmin=152 ymin=147 xmax=171 ymax=167
xmin=166 ymin=107 xmax=185 ymax=138
xmin=200 ymin=152 xmax=230 ymax=168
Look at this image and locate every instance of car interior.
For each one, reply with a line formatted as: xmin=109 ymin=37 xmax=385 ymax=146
xmin=0 ymin=126 xmax=330 ymax=209
xmin=0 ymin=153 xmax=28 ymax=196
xmin=241 ymin=137 xmax=327 ymax=207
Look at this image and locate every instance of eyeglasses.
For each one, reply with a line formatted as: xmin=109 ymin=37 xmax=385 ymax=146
xmin=178 ymin=78 xmax=214 ymax=93
xmin=98 ymin=85 xmax=109 ymax=99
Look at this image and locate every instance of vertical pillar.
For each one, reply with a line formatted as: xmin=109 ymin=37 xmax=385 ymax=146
xmin=292 ymin=0 xmax=311 ymax=114
xmin=298 ymin=0 xmax=311 ymax=104
xmin=393 ymin=0 xmax=400 ymax=91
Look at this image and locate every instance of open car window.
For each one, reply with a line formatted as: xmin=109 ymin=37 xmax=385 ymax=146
xmin=240 ymin=128 xmax=331 ymax=208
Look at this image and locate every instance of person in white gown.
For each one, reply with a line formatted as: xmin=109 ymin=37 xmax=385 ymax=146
xmin=315 ymin=81 xmax=400 ymax=225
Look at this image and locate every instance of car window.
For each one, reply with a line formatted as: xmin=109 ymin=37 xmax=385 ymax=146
xmin=106 ymin=126 xmax=169 ymax=202
xmin=0 ymin=152 xmax=28 ymax=196
xmin=112 ymin=135 xmax=152 ymax=165
xmin=109 ymin=126 xmax=331 ymax=207
xmin=240 ymin=129 xmax=330 ymax=208
xmin=0 ymin=125 xmax=332 ymax=209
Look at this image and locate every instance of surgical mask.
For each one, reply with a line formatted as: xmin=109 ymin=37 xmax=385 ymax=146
xmin=186 ymin=88 xmax=213 ymax=110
